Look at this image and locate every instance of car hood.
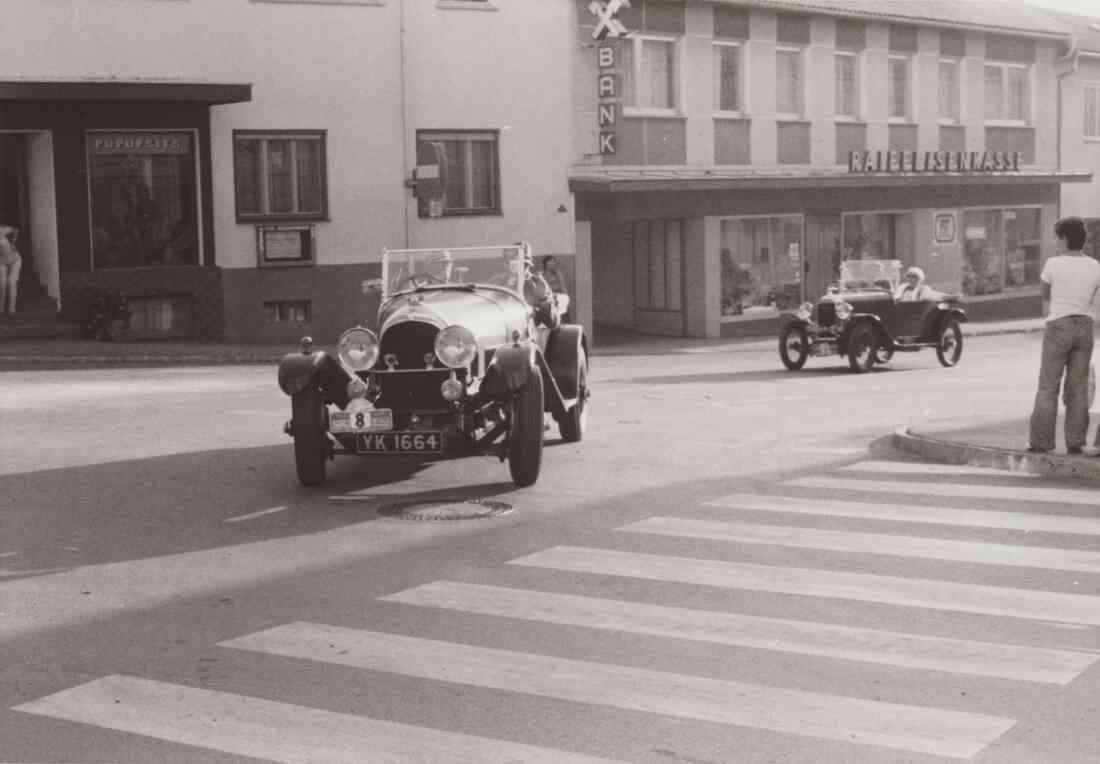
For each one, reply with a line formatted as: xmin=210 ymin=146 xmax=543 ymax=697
xmin=378 ymin=286 xmax=529 ymax=346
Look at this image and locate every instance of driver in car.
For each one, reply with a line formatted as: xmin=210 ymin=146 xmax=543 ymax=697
xmin=894 ymin=266 xmax=944 ymax=301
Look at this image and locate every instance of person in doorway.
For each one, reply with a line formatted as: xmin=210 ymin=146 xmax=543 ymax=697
xmin=0 ymin=225 xmax=22 ymax=317
xmin=1028 ymin=217 xmax=1100 ymax=455
xmin=540 ymin=255 xmax=571 ymax=322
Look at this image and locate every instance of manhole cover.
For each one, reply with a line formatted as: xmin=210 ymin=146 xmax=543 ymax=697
xmin=377 ymin=498 xmax=514 ymax=521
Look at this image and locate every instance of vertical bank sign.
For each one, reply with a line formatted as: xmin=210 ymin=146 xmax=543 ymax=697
xmin=589 ymin=0 xmax=630 ymax=155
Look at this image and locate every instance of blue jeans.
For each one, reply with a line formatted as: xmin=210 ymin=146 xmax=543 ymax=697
xmin=1029 ymin=315 xmax=1094 ymax=451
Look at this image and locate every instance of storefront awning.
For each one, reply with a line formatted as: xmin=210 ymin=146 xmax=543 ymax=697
xmin=0 ymin=79 xmax=251 ymax=104
xmin=569 ymin=167 xmax=1093 ymax=194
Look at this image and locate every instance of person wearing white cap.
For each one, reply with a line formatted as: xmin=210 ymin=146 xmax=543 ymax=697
xmin=895 ymin=266 xmax=930 ymax=301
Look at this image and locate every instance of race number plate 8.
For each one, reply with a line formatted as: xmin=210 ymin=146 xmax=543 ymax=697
xmin=330 ymin=408 xmax=393 ymax=433
xmin=356 ymin=432 xmax=444 ymax=454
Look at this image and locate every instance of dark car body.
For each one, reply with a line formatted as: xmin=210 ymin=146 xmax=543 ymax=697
xmin=778 ymin=259 xmax=967 ymax=372
xmin=276 ymin=243 xmax=588 ymax=487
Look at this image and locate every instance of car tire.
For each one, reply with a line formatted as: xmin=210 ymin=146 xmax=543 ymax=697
xmin=779 ymin=324 xmax=810 ymax=371
xmin=558 ymin=350 xmax=588 ymax=442
xmin=292 ymin=385 xmax=328 ymax=486
xmin=874 ymin=346 xmax=895 ymax=364
xmin=847 ymin=322 xmax=877 ymax=373
xmin=936 ymin=317 xmax=963 ymax=367
xmin=508 ymin=369 xmax=544 ymax=487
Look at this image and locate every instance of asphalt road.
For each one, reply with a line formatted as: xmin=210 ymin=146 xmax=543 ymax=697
xmin=2 ymin=332 xmax=1098 ymax=763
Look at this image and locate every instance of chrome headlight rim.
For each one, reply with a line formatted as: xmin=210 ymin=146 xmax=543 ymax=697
xmin=434 ymin=324 xmax=478 ymax=369
xmin=834 ymin=301 xmax=854 ymax=321
xmin=337 ymin=326 xmax=380 ymax=372
xmin=795 ymin=301 xmax=814 ymax=322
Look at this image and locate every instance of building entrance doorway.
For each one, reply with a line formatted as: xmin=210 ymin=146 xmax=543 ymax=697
xmin=0 ymin=131 xmax=59 ymax=313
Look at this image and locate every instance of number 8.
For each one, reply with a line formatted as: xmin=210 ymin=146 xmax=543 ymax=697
xmin=355 ymin=412 xmax=365 ymax=428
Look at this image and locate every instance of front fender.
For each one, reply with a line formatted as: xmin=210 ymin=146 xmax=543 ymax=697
xmin=277 ymin=351 xmax=352 ymax=407
xmin=490 ymin=343 xmax=536 ymax=392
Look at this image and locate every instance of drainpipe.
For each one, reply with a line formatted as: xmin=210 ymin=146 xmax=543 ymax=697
xmin=399 ymin=0 xmax=411 ymax=248
xmin=1055 ymin=35 xmax=1079 ymax=180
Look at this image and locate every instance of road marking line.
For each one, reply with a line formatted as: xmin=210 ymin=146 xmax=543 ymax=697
xmin=509 ymin=546 xmax=1100 ymax=626
xmin=224 ymin=506 xmax=288 ymax=523
xmin=787 ymin=476 xmax=1100 ymax=507
xmin=622 ymin=516 xmax=1100 ymax=574
xmin=838 ymin=461 xmax=1039 ymax=478
xmin=702 ymin=493 xmax=1100 ymax=536
xmin=382 ymin=581 xmax=1095 ymax=684
xmin=221 ymin=622 xmax=1016 ymax=759
xmin=13 ymin=675 xmax=620 ymax=764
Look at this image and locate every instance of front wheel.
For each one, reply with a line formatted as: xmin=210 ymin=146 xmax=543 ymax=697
xmin=874 ymin=347 xmax=895 ymax=364
xmin=508 ymin=370 xmax=544 ymax=487
xmin=847 ymin=323 xmax=877 ymax=373
xmin=558 ymin=350 xmax=588 ymax=442
xmin=779 ymin=324 xmax=810 ymax=371
xmin=936 ymin=317 xmax=963 ymax=367
xmin=291 ymin=386 xmax=328 ymax=486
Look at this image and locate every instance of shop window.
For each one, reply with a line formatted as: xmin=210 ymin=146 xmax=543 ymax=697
xmin=623 ymin=35 xmax=679 ymax=113
xmin=416 ymin=131 xmax=500 ymax=216
xmin=632 ymin=219 xmax=683 ymax=312
xmin=776 ymin=48 xmax=803 ymax=117
xmin=264 ymin=299 xmax=311 ymax=324
xmin=127 ymin=295 xmax=193 ymax=339
xmin=888 ymin=56 xmax=911 ymax=120
xmin=234 ymin=131 xmax=327 ymax=221
xmin=961 ymin=207 xmax=1041 ymax=296
xmin=87 ymin=131 xmax=200 ymax=269
xmin=835 ymin=52 xmax=859 ymax=119
xmin=984 ymin=63 xmax=1030 ymax=123
xmin=719 ymin=216 xmax=804 ymax=319
xmin=843 ymin=213 xmax=898 ymax=261
xmin=1085 ymin=84 xmax=1100 ymax=139
xmin=939 ymin=59 xmax=961 ymax=122
xmin=714 ymin=42 xmax=742 ymax=114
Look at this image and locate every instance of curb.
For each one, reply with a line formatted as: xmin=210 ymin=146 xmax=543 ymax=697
xmin=892 ymin=425 xmax=1100 ymax=483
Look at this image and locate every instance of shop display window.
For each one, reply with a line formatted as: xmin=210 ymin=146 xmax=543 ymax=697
xmin=961 ymin=207 xmax=1040 ymax=296
xmin=87 ymin=131 xmax=199 ymax=269
xmin=720 ymin=215 xmax=803 ymax=319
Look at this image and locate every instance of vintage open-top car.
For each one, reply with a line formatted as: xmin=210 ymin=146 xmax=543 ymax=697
xmin=276 ymin=242 xmax=588 ymax=487
xmin=778 ymin=259 xmax=967 ymax=373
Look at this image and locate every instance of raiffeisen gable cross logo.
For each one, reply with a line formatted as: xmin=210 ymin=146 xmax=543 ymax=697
xmin=589 ymin=0 xmax=630 ymax=41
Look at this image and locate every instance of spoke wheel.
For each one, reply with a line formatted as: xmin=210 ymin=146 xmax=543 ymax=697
xmin=847 ymin=323 xmax=877 ymax=373
xmin=292 ymin=386 xmax=328 ymax=486
xmin=874 ymin=347 xmax=895 ymax=364
xmin=508 ymin=370 xmax=544 ymax=487
xmin=936 ymin=317 xmax=963 ymax=367
xmin=779 ymin=324 xmax=810 ymax=371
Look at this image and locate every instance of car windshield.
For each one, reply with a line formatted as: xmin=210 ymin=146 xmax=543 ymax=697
xmin=381 ymin=244 xmax=530 ymax=298
xmin=838 ymin=259 xmax=902 ymax=292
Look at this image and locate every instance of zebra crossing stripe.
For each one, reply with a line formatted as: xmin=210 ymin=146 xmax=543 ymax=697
xmin=702 ymin=493 xmax=1100 ymax=536
xmin=13 ymin=674 xmax=622 ymax=764
xmin=508 ymin=546 xmax=1100 ymax=626
xmin=620 ymin=516 xmax=1100 ymax=574
xmin=838 ymin=461 xmax=1039 ymax=478
xmin=382 ymin=581 xmax=1095 ymax=684
xmin=787 ymin=476 xmax=1100 ymax=506
xmin=220 ymin=622 xmax=1016 ymax=759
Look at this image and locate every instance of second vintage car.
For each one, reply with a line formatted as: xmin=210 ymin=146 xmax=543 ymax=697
xmin=778 ymin=259 xmax=967 ymax=373
xmin=276 ymin=242 xmax=588 ymax=488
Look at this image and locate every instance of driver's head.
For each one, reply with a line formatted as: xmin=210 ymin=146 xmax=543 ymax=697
xmin=904 ymin=266 xmax=925 ymax=285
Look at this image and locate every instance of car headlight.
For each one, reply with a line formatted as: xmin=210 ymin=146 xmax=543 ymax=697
xmin=795 ymin=302 xmax=814 ymax=321
xmin=337 ymin=327 xmax=379 ymax=371
xmin=835 ymin=301 xmax=853 ymax=321
xmin=434 ymin=325 xmax=478 ymax=368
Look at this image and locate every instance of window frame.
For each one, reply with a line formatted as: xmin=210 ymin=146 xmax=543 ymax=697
xmin=713 ymin=40 xmax=745 ymax=117
xmin=232 ymin=129 xmax=329 ymax=223
xmin=623 ymin=33 xmax=682 ymax=117
xmin=887 ymin=54 xmax=913 ymax=122
xmin=415 ymin=129 xmax=502 ymax=217
xmin=1085 ymin=82 xmax=1100 ymax=140
xmin=834 ymin=50 xmax=860 ymax=121
xmin=984 ymin=60 xmax=1032 ymax=126
xmin=775 ymin=44 xmax=805 ymax=119
xmin=937 ymin=57 xmax=962 ymax=124
xmin=717 ymin=213 xmax=806 ymax=323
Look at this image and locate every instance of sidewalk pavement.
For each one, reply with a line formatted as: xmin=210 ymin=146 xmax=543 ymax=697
xmin=895 ymin=415 xmax=1100 ymax=483
xmin=0 ymin=316 xmax=1047 ymax=369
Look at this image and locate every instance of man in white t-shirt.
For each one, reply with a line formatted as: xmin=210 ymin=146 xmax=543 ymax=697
xmin=1028 ymin=217 xmax=1100 ymax=454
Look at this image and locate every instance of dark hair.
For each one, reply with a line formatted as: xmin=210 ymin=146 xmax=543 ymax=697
xmin=1054 ymin=217 xmax=1087 ymax=251
xmin=541 ymin=255 xmax=557 ymax=268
